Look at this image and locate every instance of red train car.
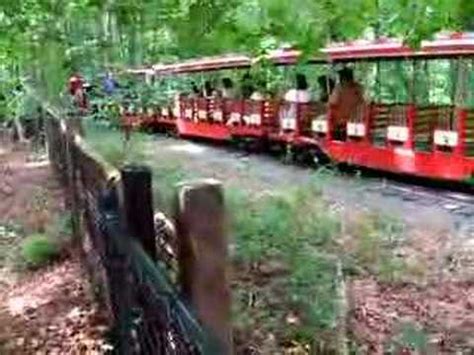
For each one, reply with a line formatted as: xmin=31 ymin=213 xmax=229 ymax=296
xmin=124 ymin=32 xmax=474 ymax=183
xmin=313 ymin=32 xmax=474 ymax=182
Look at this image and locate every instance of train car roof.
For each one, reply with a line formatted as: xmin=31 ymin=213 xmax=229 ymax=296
xmin=151 ymin=50 xmax=325 ymax=75
xmin=152 ymin=54 xmax=252 ymax=75
xmin=129 ymin=32 xmax=474 ymax=76
xmin=323 ymin=32 xmax=474 ymax=60
xmin=125 ymin=68 xmax=155 ymax=75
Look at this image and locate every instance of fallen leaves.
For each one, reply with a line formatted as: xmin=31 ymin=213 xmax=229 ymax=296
xmin=0 ymin=258 xmax=112 ymax=354
xmin=350 ymin=278 xmax=474 ymax=353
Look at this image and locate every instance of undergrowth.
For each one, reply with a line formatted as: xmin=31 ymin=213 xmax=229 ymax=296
xmin=227 ymin=182 xmax=343 ymax=349
xmin=20 ymin=233 xmax=60 ymax=269
xmin=1 ymin=212 xmax=73 ymax=271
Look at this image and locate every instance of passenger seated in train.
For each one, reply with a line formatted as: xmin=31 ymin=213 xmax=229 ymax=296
xmin=280 ymin=73 xmax=311 ymax=130
xmin=312 ymin=75 xmax=336 ymax=131
xmin=201 ymin=81 xmax=216 ymax=98
xmin=284 ymin=73 xmax=311 ymax=103
xmin=189 ymin=82 xmax=200 ymax=98
xmin=250 ymin=79 xmax=267 ymax=101
xmin=240 ymin=73 xmax=254 ymax=100
xmin=329 ymin=67 xmax=365 ymax=140
xmin=318 ymin=75 xmax=335 ymax=103
xmin=221 ymin=77 xmax=236 ymax=99
xmin=225 ymin=74 xmax=256 ymax=126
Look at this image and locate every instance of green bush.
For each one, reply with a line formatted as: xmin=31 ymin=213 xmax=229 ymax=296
xmin=20 ymin=234 xmax=60 ymax=268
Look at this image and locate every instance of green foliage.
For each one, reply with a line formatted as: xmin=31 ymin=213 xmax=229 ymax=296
xmin=1 ymin=0 xmax=472 ymax=114
xmin=20 ymin=233 xmax=60 ymax=269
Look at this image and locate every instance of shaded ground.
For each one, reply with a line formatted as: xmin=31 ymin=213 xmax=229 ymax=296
xmin=146 ymin=135 xmax=474 ymax=353
xmin=0 ymin=259 xmax=110 ymax=354
xmin=0 ymin=146 xmax=110 ymax=354
xmin=0 ymin=150 xmax=63 ymax=231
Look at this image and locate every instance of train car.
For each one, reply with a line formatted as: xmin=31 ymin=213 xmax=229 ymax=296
xmin=311 ymin=32 xmax=474 ymax=182
xmin=153 ymin=55 xmax=253 ymax=141
xmin=146 ymin=51 xmax=327 ymax=144
xmin=124 ymin=32 xmax=474 ymax=183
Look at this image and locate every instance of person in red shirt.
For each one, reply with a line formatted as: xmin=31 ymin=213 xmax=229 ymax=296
xmin=68 ymin=72 xmax=87 ymax=111
xmin=329 ymin=67 xmax=365 ymax=140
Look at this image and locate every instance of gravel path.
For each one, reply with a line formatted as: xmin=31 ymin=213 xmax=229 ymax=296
xmin=147 ymin=135 xmax=473 ymax=236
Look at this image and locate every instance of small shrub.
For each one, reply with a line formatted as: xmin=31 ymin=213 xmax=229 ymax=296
xmin=20 ymin=234 xmax=60 ymax=268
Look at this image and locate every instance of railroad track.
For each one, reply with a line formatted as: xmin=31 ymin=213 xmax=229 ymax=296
xmin=367 ymin=180 xmax=474 ymax=221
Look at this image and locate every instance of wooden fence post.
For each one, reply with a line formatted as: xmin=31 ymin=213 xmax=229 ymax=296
xmin=176 ymin=179 xmax=232 ymax=354
xmin=120 ymin=165 xmax=157 ymax=261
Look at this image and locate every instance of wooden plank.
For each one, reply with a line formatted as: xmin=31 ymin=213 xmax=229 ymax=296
xmin=176 ymin=179 xmax=232 ymax=354
xmin=121 ymin=165 xmax=157 ymax=261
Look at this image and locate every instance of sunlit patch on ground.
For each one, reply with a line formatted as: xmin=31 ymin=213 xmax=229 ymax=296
xmin=166 ymin=142 xmax=207 ymax=155
xmin=24 ymin=160 xmax=50 ymax=169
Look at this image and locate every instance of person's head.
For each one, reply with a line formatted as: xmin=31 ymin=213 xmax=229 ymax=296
xmin=191 ymin=81 xmax=199 ymax=94
xmin=222 ymin=77 xmax=233 ymax=89
xmin=338 ymin=67 xmax=354 ymax=84
xmin=203 ymin=81 xmax=213 ymax=96
xmin=295 ymin=73 xmax=308 ymax=90
xmin=318 ymin=75 xmax=335 ymax=91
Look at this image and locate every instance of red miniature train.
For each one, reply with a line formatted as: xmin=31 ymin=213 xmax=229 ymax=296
xmin=122 ymin=32 xmax=474 ymax=183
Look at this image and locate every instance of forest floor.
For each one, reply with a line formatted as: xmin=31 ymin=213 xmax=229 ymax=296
xmin=0 ymin=146 xmax=110 ymax=354
xmin=145 ymin=135 xmax=474 ymax=353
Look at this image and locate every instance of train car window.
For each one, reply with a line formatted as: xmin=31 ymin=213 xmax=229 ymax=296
xmin=374 ymin=61 xmax=413 ymax=104
xmin=296 ymin=64 xmax=332 ymax=102
xmin=265 ymin=66 xmax=286 ymax=97
xmin=461 ymin=58 xmax=474 ymax=108
xmin=415 ymin=59 xmax=457 ymax=106
xmin=351 ymin=62 xmax=375 ymax=102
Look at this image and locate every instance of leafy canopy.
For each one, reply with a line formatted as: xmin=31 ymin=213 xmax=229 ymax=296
xmin=0 ymin=0 xmax=473 ymax=105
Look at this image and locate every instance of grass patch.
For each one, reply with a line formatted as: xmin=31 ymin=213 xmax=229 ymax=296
xmin=20 ymin=233 xmax=60 ymax=269
xmin=228 ymin=182 xmax=343 ymax=349
xmin=343 ymin=211 xmax=408 ymax=282
xmin=83 ymin=119 xmax=149 ymax=169
xmin=1 ymin=213 xmax=73 ymax=271
xmin=151 ymin=164 xmax=190 ymax=214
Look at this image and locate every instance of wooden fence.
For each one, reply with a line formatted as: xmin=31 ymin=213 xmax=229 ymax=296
xmin=44 ymin=114 xmax=232 ymax=354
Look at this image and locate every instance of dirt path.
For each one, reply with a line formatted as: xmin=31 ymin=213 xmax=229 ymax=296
xmin=146 ymin=136 xmax=474 ymax=352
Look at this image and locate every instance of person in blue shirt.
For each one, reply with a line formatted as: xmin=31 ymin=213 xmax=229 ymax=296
xmin=102 ymin=71 xmax=118 ymax=95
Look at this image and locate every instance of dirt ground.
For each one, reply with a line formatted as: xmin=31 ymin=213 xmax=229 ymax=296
xmin=146 ymin=136 xmax=474 ymax=353
xmin=0 ymin=146 xmax=109 ymax=354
